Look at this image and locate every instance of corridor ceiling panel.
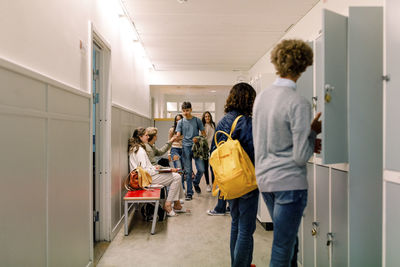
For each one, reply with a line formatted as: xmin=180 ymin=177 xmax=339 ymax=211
xmin=123 ymin=0 xmax=319 ymax=71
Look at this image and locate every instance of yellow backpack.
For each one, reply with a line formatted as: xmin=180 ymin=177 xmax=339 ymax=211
xmin=209 ymin=115 xmax=258 ymax=200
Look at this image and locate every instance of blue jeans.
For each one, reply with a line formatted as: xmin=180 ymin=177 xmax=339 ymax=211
xmin=262 ymin=190 xmax=308 ymax=267
xmin=214 ymin=192 xmax=227 ymax=213
xmin=182 ymin=145 xmax=205 ymax=196
xmin=228 ymin=189 xmax=259 ymax=267
xmin=170 ymin=147 xmax=185 ymax=189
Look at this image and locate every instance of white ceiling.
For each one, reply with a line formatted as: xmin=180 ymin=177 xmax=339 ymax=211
xmin=124 ymin=0 xmax=319 ymax=71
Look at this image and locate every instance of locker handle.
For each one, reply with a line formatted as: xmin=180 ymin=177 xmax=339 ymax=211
xmin=326 ymin=232 xmax=334 ymax=246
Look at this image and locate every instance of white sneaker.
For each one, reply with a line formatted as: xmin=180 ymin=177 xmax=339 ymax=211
xmin=206 ymin=185 xmax=212 ymax=192
xmin=180 ymin=199 xmax=184 ymax=204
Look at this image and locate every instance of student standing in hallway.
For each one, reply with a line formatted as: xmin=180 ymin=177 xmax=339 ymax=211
xmin=202 ymin=111 xmax=215 ymax=192
xmin=252 ymin=39 xmax=321 ymax=267
xmin=211 ymin=83 xmax=258 ymax=267
xmin=176 ymin=102 xmax=206 ymax=200
xmin=168 ymin=114 xmax=185 ymax=189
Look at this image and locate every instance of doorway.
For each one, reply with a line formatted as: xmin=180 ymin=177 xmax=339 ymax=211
xmin=92 ymin=41 xmax=101 ymax=241
xmin=91 ymin=28 xmax=112 ymax=265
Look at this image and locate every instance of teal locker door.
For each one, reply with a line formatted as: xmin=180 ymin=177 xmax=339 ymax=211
xmin=331 ymin=169 xmax=348 ymax=267
xmin=322 ymin=9 xmax=348 ymax=164
xmin=302 ymin=163 xmax=315 ymax=267
xmin=386 ymin=182 xmax=400 ymax=267
xmin=315 ymin=35 xmax=324 ymax=159
xmin=386 ymin=0 xmax=400 ymax=171
xmin=297 ymin=41 xmax=314 ymax=103
xmin=315 ymin=165 xmax=329 ymax=267
xmin=348 ymin=7 xmax=383 ymax=267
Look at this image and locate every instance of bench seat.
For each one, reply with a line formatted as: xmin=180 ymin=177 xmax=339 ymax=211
xmin=123 ymin=188 xmax=161 ymax=235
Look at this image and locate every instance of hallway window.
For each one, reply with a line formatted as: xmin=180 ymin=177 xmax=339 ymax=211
xmin=166 ymin=102 xmax=178 ymax=112
xmin=165 ymin=101 xmax=215 ymax=119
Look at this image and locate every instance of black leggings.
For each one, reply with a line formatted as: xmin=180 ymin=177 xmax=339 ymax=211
xmin=204 ymin=158 xmax=210 ymax=185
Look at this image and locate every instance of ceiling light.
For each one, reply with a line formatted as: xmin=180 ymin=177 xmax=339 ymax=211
xmin=177 ymin=0 xmax=188 ymax=3
xmin=210 ymin=90 xmax=217 ymax=93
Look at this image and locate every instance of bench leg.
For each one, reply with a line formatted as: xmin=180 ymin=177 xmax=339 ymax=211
xmin=124 ymin=201 xmax=129 ymax=236
xmin=151 ymin=200 xmax=159 ymax=235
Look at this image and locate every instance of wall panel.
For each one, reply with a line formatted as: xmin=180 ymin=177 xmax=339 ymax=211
xmin=0 ymin=66 xmax=46 ymax=111
xmin=0 ymin=61 xmax=92 ymax=266
xmin=110 ymin=105 xmax=151 ymax=238
xmin=0 ymin=115 xmax=47 ymax=267
xmin=48 ymin=119 xmax=90 ymax=267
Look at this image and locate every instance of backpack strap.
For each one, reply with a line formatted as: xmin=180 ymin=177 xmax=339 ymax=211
xmin=213 ymin=115 xmax=244 ymax=148
xmin=229 ymin=115 xmax=243 ymax=137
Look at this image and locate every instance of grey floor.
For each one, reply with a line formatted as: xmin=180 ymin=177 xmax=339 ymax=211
xmin=97 ymin=180 xmax=273 ymax=267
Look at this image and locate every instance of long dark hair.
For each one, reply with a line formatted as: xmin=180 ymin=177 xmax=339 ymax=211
xmin=202 ymin=111 xmax=215 ymax=128
xmin=172 ymin=114 xmax=183 ymax=132
xmin=224 ymin=83 xmax=256 ymax=116
xmin=128 ymin=127 xmax=146 ymax=153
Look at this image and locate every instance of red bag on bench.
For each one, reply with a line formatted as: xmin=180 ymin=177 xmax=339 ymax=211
xmin=124 ymin=166 xmax=152 ymax=191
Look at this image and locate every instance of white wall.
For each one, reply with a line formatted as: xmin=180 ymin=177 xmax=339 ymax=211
xmin=0 ymin=0 xmax=151 ymax=117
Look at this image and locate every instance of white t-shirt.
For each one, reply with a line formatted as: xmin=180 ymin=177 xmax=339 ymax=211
xmin=129 ymin=146 xmax=157 ymax=176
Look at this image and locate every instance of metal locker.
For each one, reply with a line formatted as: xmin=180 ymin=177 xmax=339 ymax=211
xmin=348 ymin=6 xmax=383 ymax=267
xmin=320 ymin=9 xmax=348 ymax=165
xmin=297 ymin=41 xmax=314 ymax=104
xmin=386 ymin=0 xmax=400 ymax=171
xmin=302 ymin=163 xmax=315 ymax=267
xmin=386 ymin=182 xmax=400 ymax=267
xmin=315 ymin=165 xmax=329 ymax=267
xmin=331 ymin=168 xmax=348 ymax=267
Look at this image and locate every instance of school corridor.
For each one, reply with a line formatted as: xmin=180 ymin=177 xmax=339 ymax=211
xmin=1 ymin=0 xmax=399 ymax=266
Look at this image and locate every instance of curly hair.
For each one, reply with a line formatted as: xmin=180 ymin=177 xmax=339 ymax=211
xmin=128 ymin=127 xmax=146 ymax=153
xmin=224 ymin=83 xmax=256 ymax=116
xmin=270 ymin=39 xmax=313 ymax=78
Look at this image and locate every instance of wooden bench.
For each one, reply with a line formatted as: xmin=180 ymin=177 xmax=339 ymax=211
xmin=123 ymin=188 xmax=161 ymax=235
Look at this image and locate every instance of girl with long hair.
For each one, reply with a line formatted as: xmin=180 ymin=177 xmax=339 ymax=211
xmin=168 ymin=114 xmax=185 ymax=189
xmin=201 ymin=111 xmax=215 ymax=192
xmin=129 ymin=127 xmax=187 ymax=216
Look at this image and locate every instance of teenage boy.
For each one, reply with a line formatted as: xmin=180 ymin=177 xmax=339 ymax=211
xmin=176 ymin=102 xmax=206 ymax=200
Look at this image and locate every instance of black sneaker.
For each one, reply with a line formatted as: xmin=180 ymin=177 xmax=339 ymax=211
xmin=185 ymin=195 xmax=193 ymax=201
xmin=194 ymin=185 xmax=201 ymax=194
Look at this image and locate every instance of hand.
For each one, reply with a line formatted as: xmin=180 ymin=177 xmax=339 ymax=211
xmin=155 ymin=165 xmax=161 ymax=170
xmin=314 ymin=138 xmax=322 ymax=154
xmin=171 ymin=168 xmax=178 ymax=172
xmin=311 ymin=112 xmax=322 ymax=134
xmin=193 ymin=137 xmax=198 ymax=143
xmin=169 ymin=135 xmax=177 ymax=143
xmin=168 ymin=155 xmax=172 ymax=161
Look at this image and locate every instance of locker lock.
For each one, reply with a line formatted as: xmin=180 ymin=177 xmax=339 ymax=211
xmin=324 ymin=84 xmax=334 ymax=103
xmin=326 ymin=232 xmax=334 ymax=246
xmin=311 ymin=222 xmax=319 ymax=236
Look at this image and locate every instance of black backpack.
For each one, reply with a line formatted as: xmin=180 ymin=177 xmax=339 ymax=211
xmin=140 ymin=187 xmax=167 ymax=222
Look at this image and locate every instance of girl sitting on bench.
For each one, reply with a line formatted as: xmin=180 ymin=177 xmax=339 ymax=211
xmin=128 ymin=127 xmax=188 ymax=217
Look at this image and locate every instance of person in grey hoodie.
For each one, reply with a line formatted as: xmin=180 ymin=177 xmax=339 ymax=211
xmin=252 ymin=39 xmax=322 ymax=267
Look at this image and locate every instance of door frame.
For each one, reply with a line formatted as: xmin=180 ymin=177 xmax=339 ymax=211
xmin=89 ymin=23 xmax=112 ymax=248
